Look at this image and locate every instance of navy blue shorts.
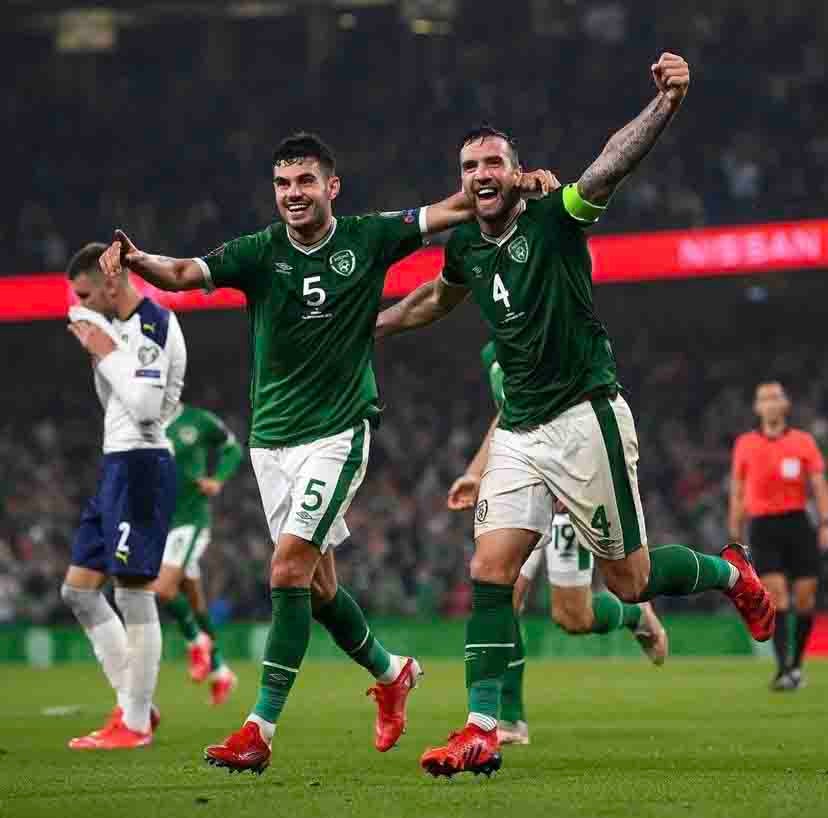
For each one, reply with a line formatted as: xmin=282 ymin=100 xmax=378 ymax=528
xmin=71 ymin=449 xmax=177 ymax=578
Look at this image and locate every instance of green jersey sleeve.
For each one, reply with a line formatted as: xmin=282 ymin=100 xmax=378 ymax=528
xmin=201 ymin=228 xmax=271 ymax=295
xmin=440 ymin=233 xmax=467 ymax=287
xmin=369 ymin=209 xmax=425 ymax=265
xmin=532 ymin=185 xmax=606 ymax=229
xmin=481 ymin=341 xmax=505 ymax=410
xmin=203 ymin=411 xmax=244 ymax=483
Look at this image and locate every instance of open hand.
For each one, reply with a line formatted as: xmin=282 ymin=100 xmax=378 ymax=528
xmin=447 ymin=473 xmax=481 ymax=511
xmin=68 ymin=321 xmax=116 ymax=361
xmin=100 ymin=229 xmax=142 ymax=279
xmin=518 ymin=169 xmax=561 ymax=199
xmin=651 ymin=52 xmax=690 ymax=106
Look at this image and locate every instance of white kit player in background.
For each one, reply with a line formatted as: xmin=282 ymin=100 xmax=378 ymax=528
xmin=60 ymin=241 xmax=186 ymax=750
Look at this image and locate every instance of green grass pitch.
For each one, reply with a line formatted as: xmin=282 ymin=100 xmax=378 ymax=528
xmin=1 ymin=658 xmax=826 ymax=818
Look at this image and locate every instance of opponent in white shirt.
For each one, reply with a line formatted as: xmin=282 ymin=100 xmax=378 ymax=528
xmin=60 ymin=241 xmax=187 ymax=750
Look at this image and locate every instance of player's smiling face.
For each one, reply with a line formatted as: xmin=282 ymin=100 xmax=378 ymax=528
xmin=460 ymin=137 xmax=522 ymax=225
xmin=273 ymin=158 xmax=340 ymax=237
xmin=71 ymin=272 xmax=117 ymax=318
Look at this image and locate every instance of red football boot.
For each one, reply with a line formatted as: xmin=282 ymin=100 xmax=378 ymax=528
xmin=204 ymin=722 xmax=271 ymax=775
xmin=188 ymin=633 xmax=213 ymax=683
xmin=721 ymin=543 xmax=776 ymax=642
xmin=420 ymin=723 xmax=502 ymax=778
xmin=70 ymin=722 xmax=152 ymax=750
xmin=69 ymin=704 xmax=160 ymax=749
xmin=209 ymin=669 xmax=238 ymax=707
xmin=366 ymin=657 xmax=423 ymax=752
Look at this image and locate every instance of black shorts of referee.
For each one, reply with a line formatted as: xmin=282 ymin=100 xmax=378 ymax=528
xmin=749 ymin=510 xmax=820 ymax=579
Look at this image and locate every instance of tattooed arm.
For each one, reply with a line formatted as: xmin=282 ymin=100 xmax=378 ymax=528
xmin=99 ymin=229 xmax=206 ymax=291
xmin=577 ymin=52 xmax=690 ymax=205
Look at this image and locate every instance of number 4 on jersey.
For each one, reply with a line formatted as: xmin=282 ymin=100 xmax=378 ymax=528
xmin=492 ymin=273 xmax=511 ymax=309
xmin=591 ymin=505 xmax=611 ymax=538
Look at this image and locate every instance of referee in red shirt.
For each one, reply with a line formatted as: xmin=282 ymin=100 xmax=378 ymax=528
xmin=729 ymin=382 xmax=828 ymax=690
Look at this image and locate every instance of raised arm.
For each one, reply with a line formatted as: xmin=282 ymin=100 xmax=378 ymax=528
xmin=423 ymin=171 xmax=560 ymax=233
xmin=375 ymin=275 xmax=468 ymax=338
xmin=577 ymin=53 xmax=690 ymax=206
xmin=100 ymin=229 xmax=205 ymax=292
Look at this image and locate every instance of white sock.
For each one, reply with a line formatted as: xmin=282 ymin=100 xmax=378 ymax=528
xmin=115 ymin=588 xmax=162 ymax=734
xmin=247 ymin=713 xmax=274 ymax=744
xmin=727 ymin=564 xmax=740 ymax=589
xmin=61 ymin=585 xmax=128 ymax=709
xmin=467 ymin=712 xmax=498 ymax=732
xmin=378 ymin=654 xmax=406 ymax=684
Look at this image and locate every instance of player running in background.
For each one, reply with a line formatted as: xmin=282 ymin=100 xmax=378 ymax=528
xmin=729 ymin=382 xmax=828 ymax=690
xmin=98 ymin=132 xmax=557 ymax=774
xmin=153 ymin=402 xmax=243 ymax=705
xmin=377 ymin=53 xmax=775 ymax=778
xmin=447 ymin=342 xmax=667 ymax=745
xmin=62 ymin=242 xmax=186 ymax=749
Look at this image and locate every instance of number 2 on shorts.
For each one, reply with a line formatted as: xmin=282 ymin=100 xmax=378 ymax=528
xmin=301 ymin=478 xmax=327 ymax=511
xmin=591 ymin=505 xmax=611 ymax=538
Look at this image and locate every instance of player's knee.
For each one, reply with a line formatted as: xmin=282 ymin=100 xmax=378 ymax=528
xmin=470 ymin=552 xmax=519 ymax=586
xmin=553 ymin=604 xmax=593 ymax=634
xmin=310 ymin=575 xmax=337 ymax=606
xmin=61 ymin=584 xmax=110 ymax=630
xmin=154 ymin=582 xmax=178 ymax=604
xmin=270 ymin=556 xmax=315 ymax=589
xmin=793 ymin=588 xmax=817 ymax=613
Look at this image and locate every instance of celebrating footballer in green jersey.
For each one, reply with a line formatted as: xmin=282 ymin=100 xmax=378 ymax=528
xmin=99 ymin=131 xmax=557 ymax=775
xmin=152 ymin=403 xmax=243 ymax=706
xmin=378 ymin=53 xmax=776 ymax=778
xmin=447 ymin=342 xmax=667 ymax=747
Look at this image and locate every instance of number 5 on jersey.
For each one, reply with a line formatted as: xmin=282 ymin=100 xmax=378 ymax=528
xmin=493 ymin=273 xmax=511 ymax=309
xmin=303 ymin=276 xmax=326 ymax=307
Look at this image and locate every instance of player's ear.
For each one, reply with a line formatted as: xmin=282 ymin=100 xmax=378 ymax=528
xmin=327 ymin=174 xmax=341 ymax=201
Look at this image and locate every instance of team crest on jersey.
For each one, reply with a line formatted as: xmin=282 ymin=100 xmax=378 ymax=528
xmin=178 ymin=426 xmax=198 ymax=445
xmin=330 ymin=249 xmax=356 ymax=277
xmin=138 ymin=344 xmax=160 ymax=366
xmin=508 ymin=236 xmax=529 ymax=263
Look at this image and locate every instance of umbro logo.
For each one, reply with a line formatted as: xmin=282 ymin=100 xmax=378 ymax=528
xmin=295 ymin=510 xmax=314 ymax=523
xmin=274 ymin=262 xmax=293 ymax=274
xmin=472 ymin=266 xmax=483 ymax=278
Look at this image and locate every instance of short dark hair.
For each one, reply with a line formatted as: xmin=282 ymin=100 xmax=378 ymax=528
xmin=66 ymin=242 xmax=107 ymax=280
xmin=272 ymin=132 xmax=336 ymax=177
xmin=459 ymin=124 xmax=520 ymax=165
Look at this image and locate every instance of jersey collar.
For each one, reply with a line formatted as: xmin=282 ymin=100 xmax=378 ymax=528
xmin=287 ymin=218 xmax=338 ymax=256
xmin=479 ymin=200 xmax=526 ymax=247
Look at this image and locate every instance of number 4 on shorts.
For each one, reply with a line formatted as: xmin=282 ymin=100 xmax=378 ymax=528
xmin=591 ymin=505 xmax=611 ymax=538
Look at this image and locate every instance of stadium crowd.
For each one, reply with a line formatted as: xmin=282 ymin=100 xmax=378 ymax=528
xmin=2 ymin=291 xmax=827 ymax=624
xmin=4 ymin=0 xmax=827 ymax=273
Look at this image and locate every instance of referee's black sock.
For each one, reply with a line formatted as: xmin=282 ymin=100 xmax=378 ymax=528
xmin=792 ymin=612 xmax=814 ymax=669
xmin=772 ymin=610 xmax=789 ymax=672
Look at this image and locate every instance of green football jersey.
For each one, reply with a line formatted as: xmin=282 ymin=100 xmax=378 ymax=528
xmin=166 ymin=404 xmax=243 ymax=529
xmin=202 ymin=212 xmax=423 ymax=447
xmin=444 ymin=186 xmax=617 ymax=430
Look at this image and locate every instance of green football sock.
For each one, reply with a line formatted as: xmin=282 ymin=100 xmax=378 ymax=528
xmin=253 ymin=588 xmax=311 ymax=724
xmin=194 ymin=610 xmax=224 ymax=671
xmin=313 ymin=587 xmax=392 ymax=679
xmin=167 ymin=593 xmax=200 ymax=643
xmin=465 ymin=581 xmax=516 ymax=718
xmin=500 ymin=615 xmax=526 ymax=723
xmin=641 ymin=544 xmax=734 ymax=601
xmin=590 ymin=590 xmax=642 ymax=633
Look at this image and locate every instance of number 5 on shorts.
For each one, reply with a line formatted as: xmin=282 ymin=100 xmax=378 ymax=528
xmin=591 ymin=505 xmax=611 ymax=538
xmin=301 ymin=478 xmax=327 ymax=512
